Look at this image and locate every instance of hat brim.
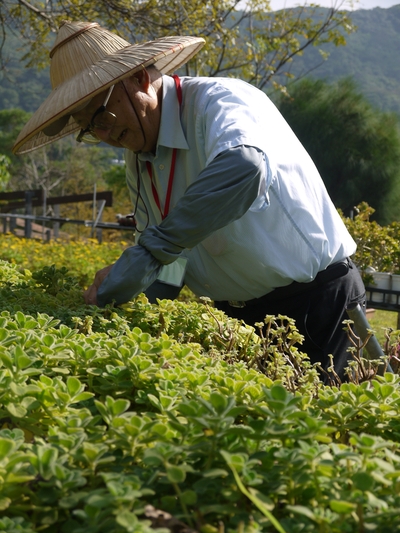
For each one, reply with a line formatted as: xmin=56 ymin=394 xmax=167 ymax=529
xmin=13 ymin=35 xmax=205 ymax=154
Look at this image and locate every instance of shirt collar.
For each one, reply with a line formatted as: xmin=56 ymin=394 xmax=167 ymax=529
xmin=157 ymin=75 xmax=189 ymax=151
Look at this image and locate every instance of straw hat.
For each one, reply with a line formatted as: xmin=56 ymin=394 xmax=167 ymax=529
xmin=13 ymin=21 xmax=205 ymax=154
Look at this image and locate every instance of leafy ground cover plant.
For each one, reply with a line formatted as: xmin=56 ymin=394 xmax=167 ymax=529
xmin=343 ymin=202 xmax=400 ymax=277
xmin=0 ymin=233 xmax=126 ymax=288
xmin=0 ymin=260 xmax=400 ymax=532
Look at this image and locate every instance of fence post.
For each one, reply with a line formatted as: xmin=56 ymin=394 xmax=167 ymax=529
xmin=96 ymin=200 xmax=103 ymax=243
xmin=10 ymin=211 xmax=16 ymax=234
xmin=53 ymin=204 xmax=60 ymax=239
xmin=24 ymin=190 xmax=34 ymax=238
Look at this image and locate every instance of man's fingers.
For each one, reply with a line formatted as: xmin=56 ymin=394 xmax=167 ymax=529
xmin=84 ymin=264 xmax=114 ymax=306
xmin=93 ymin=264 xmax=114 ymax=287
xmin=84 ymin=285 xmax=98 ymax=306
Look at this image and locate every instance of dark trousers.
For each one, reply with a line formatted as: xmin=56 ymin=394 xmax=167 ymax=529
xmin=215 ymin=260 xmax=366 ymax=381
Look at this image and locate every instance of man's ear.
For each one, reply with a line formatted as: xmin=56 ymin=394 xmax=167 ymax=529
xmin=133 ymin=69 xmax=151 ymax=91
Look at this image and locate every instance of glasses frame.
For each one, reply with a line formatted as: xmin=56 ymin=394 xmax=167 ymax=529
xmin=76 ymin=84 xmax=116 ymax=144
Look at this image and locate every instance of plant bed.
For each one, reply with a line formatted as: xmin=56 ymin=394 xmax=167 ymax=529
xmin=0 ymin=261 xmax=400 ymax=532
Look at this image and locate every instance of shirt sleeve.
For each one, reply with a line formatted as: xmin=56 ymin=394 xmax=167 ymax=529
xmin=97 ymin=144 xmax=267 ymax=306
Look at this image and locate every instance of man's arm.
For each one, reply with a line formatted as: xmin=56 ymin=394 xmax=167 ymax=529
xmin=96 ymin=145 xmax=268 ymax=306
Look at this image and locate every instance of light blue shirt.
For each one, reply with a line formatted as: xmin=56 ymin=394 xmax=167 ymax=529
xmin=97 ymin=75 xmax=356 ymax=306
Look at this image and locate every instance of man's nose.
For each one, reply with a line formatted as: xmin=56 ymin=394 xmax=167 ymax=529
xmin=93 ymin=126 xmax=113 ymax=142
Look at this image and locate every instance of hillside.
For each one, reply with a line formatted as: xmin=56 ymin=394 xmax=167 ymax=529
xmin=1 ymin=5 xmax=400 ymax=115
xmin=0 ymin=30 xmax=51 ymax=113
xmin=284 ymin=4 xmax=400 ymax=115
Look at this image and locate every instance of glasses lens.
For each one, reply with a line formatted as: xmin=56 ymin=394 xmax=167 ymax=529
xmin=92 ymin=111 xmax=117 ymax=131
xmin=76 ymin=104 xmax=117 ymax=144
xmin=78 ymin=132 xmax=102 ymax=144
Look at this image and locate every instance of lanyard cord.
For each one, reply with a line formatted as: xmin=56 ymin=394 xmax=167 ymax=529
xmin=133 ymin=155 xmax=150 ymax=234
xmin=146 ymin=74 xmax=182 ymax=220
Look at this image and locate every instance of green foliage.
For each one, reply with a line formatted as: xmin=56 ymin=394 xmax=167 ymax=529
xmin=103 ymin=162 xmax=127 ymax=196
xmin=0 ymin=1 xmax=355 ymax=97
xmin=0 ymin=251 xmax=399 ymax=531
xmin=0 ymin=109 xmax=32 ymax=180
xmin=0 ymin=109 xmax=31 ymax=155
xmin=0 ymin=233 xmax=126 ymax=287
xmin=283 ymin=5 xmax=400 ymax=116
xmin=0 ymin=29 xmax=52 ymax=112
xmin=0 ymin=212 xmax=400 ymax=530
xmin=277 ymin=78 xmax=400 ymax=224
xmin=0 ymin=108 xmax=127 ymax=211
xmin=343 ymin=202 xmax=400 ymax=275
xmin=0 ymin=155 xmax=11 ymax=191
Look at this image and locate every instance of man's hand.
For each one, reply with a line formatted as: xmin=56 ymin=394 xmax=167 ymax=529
xmin=83 ymin=264 xmax=114 ymax=306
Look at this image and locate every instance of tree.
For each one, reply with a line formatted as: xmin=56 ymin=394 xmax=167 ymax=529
xmin=0 ymin=2 xmax=359 ymax=235
xmin=0 ymin=109 xmax=118 ymax=199
xmin=0 ymin=154 xmax=11 ymax=190
xmin=276 ymin=77 xmax=400 ymax=224
xmin=0 ymin=0 xmax=356 ymax=94
xmin=0 ymin=108 xmax=31 ymax=160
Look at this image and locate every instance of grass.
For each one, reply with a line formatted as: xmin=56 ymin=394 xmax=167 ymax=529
xmin=367 ymin=309 xmax=399 ymax=346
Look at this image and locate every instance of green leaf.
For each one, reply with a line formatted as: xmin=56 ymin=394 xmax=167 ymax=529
xmin=270 ymin=384 xmax=288 ymax=402
xmin=21 ymin=396 xmax=39 ymax=410
xmin=209 ymin=392 xmax=228 ymax=413
xmin=380 ymin=384 xmax=395 ymax=399
xmin=105 ymin=396 xmax=130 ymax=416
xmin=40 ymin=375 xmax=53 ymax=386
xmin=181 ymin=489 xmax=197 ymax=505
xmin=94 ymin=400 xmax=108 ymax=419
xmin=0 ymin=438 xmax=15 ymax=459
xmin=42 ymin=334 xmax=55 ymax=347
xmin=73 ymin=392 xmax=94 ymax=403
xmin=329 ymin=500 xmax=357 ymax=513
xmin=177 ymin=401 xmax=199 ymax=416
xmin=6 ymin=403 xmax=27 ymax=418
xmin=221 ymin=451 xmax=246 ymax=469
xmin=151 ymin=423 xmax=168 ymax=436
xmin=67 ymin=376 xmax=83 ymax=396
xmin=9 ymin=382 xmax=27 ymax=396
xmin=147 ymin=394 xmax=161 ymax=410
xmin=0 ymin=497 xmax=11 ymax=511
xmin=116 ymin=511 xmax=139 ymax=530
xmin=83 ymin=443 xmax=108 ymax=462
xmin=0 ymin=352 xmax=13 ymax=371
xmin=286 ymin=505 xmax=317 ymax=520
xmin=227 ymin=426 xmax=255 ymax=437
xmin=203 ymin=468 xmax=229 ymax=478
xmin=38 ymin=446 xmax=58 ymax=468
xmin=352 ymin=472 xmax=375 ymax=491
xmin=142 ymin=449 xmax=164 ymax=467
xmin=16 ymin=354 xmax=33 ymax=370
xmin=166 ymin=465 xmax=186 ymax=483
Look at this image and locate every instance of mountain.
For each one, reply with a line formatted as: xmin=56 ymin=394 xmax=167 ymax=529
xmin=1 ymin=5 xmax=400 ymax=115
xmin=0 ymin=31 xmax=51 ymax=114
xmin=282 ymin=5 xmax=400 ymax=115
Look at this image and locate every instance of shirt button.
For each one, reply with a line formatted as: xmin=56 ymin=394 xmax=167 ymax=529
xmin=159 ymin=164 xmax=165 ymax=170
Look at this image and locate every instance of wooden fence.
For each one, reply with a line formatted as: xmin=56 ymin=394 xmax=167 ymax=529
xmin=0 ymin=189 xmax=129 ymax=242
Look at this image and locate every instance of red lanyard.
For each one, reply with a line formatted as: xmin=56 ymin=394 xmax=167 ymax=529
xmin=146 ymin=74 xmax=182 ymax=220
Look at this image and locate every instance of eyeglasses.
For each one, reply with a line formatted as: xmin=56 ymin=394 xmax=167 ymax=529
xmin=76 ymin=85 xmax=116 ymax=144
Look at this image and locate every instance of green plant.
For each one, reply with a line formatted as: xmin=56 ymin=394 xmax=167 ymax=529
xmin=0 ymin=242 xmax=400 ymax=531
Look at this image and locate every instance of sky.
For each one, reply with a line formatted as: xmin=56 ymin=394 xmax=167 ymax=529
xmin=270 ymin=0 xmax=399 ymax=9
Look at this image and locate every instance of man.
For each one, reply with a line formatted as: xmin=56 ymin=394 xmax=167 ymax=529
xmin=13 ymin=20 xmax=366 ymax=379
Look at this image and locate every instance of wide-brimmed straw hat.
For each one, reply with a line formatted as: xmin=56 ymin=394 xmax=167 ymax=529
xmin=13 ymin=21 xmax=205 ymax=154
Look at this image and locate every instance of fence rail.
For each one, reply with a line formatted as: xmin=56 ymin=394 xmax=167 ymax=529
xmin=365 ymin=286 xmax=400 ymax=328
xmin=0 ymin=188 xmax=132 ymax=243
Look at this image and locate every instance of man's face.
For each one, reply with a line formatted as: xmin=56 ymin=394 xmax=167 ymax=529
xmin=72 ymin=73 xmax=161 ymax=153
